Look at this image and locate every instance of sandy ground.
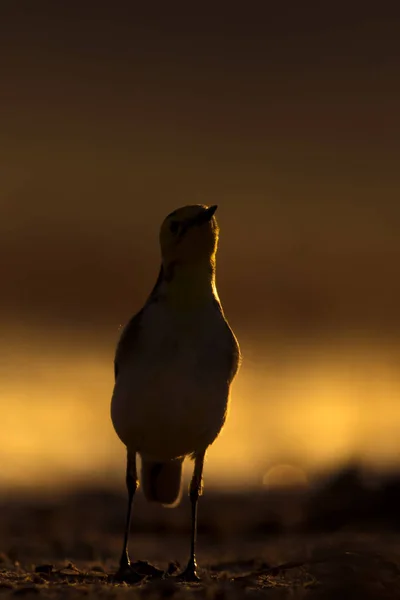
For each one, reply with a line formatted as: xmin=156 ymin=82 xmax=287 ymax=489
xmin=0 ymin=487 xmax=399 ymax=598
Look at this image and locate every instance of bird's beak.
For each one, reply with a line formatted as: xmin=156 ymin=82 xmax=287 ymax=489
xmin=205 ymin=205 xmax=218 ymax=220
xmin=191 ymin=205 xmax=218 ymax=227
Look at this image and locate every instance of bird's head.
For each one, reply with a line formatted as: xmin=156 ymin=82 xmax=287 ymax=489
xmin=159 ymin=204 xmax=219 ymax=267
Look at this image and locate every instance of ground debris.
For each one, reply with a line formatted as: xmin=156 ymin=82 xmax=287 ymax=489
xmin=34 ymin=565 xmax=54 ymax=575
xmin=0 ymin=534 xmax=399 ymax=598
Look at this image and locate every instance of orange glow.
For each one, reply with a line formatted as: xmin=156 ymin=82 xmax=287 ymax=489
xmin=1 ymin=330 xmax=400 ymax=492
xmin=262 ymin=464 xmax=308 ymax=489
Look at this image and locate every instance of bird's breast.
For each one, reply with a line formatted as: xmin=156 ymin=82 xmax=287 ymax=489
xmin=111 ymin=302 xmax=239 ymax=458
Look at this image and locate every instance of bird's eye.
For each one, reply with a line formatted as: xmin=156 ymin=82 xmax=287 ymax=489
xmin=170 ymin=221 xmax=179 ymax=234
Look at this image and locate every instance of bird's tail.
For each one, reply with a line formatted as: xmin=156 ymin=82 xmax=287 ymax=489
xmin=140 ymin=458 xmax=183 ymax=507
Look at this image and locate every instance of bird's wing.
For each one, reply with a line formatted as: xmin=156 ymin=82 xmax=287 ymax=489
xmin=114 ymin=308 xmax=145 ymax=381
xmin=114 ymin=265 xmax=164 ymax=381
xmin=213 ymin=297 xmax=241 ymax=383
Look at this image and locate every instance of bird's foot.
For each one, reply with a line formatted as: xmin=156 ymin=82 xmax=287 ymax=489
xmin=176 ymin=558 xmax=201 ymax=583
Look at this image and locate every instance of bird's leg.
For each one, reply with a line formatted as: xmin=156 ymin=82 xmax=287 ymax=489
xmin=178 ymin=450 xmax=205 ymax=582
xmin=120 ymin=452 xmax=137 ymax=569
xmin=115 ymin=452 xmax=143 ymax=582
xmin=115 ymin=451 xmax=164 ymax=582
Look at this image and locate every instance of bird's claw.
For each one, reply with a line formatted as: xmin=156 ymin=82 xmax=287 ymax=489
xmin=176 ymin=559 xmax=201 ymax=582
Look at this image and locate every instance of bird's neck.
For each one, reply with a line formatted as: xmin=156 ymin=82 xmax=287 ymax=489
xmin=161 ymin=257 xmax=218 ymax=306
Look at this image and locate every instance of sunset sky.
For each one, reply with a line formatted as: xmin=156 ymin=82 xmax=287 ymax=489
xmin=1 ymin=3 xmax=400 ymax=492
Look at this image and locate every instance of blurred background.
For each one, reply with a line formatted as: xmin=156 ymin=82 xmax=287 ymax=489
xmin=1 ymin=1 xmax=400 ymax=520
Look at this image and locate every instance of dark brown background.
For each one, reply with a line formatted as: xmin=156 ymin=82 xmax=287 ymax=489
xmin=1 ymin=2 xmax=399 ymax=493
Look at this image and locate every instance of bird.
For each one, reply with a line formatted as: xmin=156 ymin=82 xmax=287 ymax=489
xmin=110 ymin=204 xmax=241 ymax=582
